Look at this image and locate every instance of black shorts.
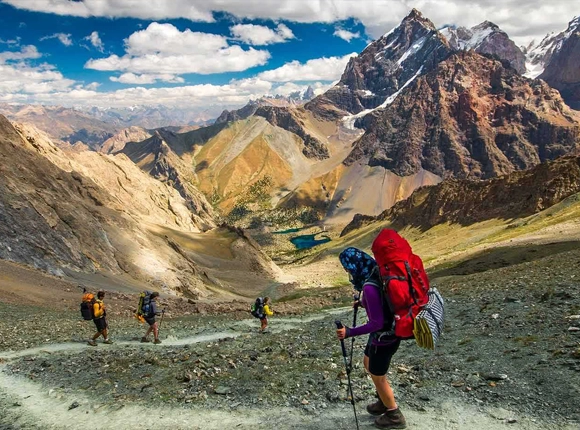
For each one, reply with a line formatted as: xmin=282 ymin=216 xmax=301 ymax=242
xmin=145 ymin=317 xmax=156 ymax=326
xmin=364 ymin=337 xmax=400 ymax=376
xmin=93 ymin=317 xmax=107 ymax=332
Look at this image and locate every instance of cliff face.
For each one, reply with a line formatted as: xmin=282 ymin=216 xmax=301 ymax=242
xmin=342 ymin=156 xmax=580 ymax=235
xmin=344 ymin=51 xmax=580 ymax=179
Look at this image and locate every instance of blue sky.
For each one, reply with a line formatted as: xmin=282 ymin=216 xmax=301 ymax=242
xmin=0 ymin=0 xmax=576 ymax=110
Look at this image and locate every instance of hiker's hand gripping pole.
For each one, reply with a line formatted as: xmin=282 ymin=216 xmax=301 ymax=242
xmin=335 ymin=320 xmax=360 ymax=430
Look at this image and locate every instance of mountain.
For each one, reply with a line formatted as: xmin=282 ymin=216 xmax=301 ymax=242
xmin=532 ymin=17 xmax=580 ymax=109
xmin=441 ymin=21 xmax=526 ymax=73
xmin=344 ymin=50 xmax=580 ymax=179
xmin=82 ymin=105 xmax=223 ymax=128
xmin=342 ymin=155 xmax=580 ymax=235
xmin=306 ymin=9 xmax=452 ymax=120
xmin=215 ymin=89 xmax=317 ymax=125
xmin=0 ymin=104 xmax=118 ymax=150
xmin=0 ymin=103 xmax=233 ymax=151
xmin=139 ymin=9 xmax=580 ymax=226
xmin=0 ymin=115 xmax=288 ymax=297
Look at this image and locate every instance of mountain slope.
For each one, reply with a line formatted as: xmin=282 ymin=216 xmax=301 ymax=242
xmin=0 ymin=115 xmax=287 ymax=297
xmin=345 ymin=51 xmax=580 ymax=179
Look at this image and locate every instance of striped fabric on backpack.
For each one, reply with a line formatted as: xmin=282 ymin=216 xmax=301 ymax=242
xmin=413 ymin=287 xmax=445 ymax=349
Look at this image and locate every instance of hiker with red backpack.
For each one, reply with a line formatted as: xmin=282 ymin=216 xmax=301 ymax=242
xmin=337 ymin=246 xmax=405 ymax=429
xmin=336 ymin=229 xmax=444 ymax=429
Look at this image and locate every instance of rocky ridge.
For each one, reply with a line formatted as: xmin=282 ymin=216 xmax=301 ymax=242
xmin=342 ymin=156 xmax=580 ymax=235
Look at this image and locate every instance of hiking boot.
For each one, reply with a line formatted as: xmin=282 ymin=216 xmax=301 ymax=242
xmin=141 ymin=337 xmax=151 ymax=343
xmin=103 ymin=339 xmax=113 ymax=344
xmin=87 ymin=340 xmax=97 ymax=347
xmin=374 ymin=408 xmax=406 ymax=429
xmin=153 ymin=339 xmax=162 ymax=344
xmin=367 ymin=400 xmax=388 ymax=416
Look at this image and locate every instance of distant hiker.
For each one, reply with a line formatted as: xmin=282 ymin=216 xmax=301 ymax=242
xmin=88 ymin=291 xmax=112 ymax=346
xmin=251 ymin=296 xmax=274 ymax=332
xmin=141 ymin=292 xmax=163 ymax=344
xmin=336 ymin=247 xmax=406 ymax=429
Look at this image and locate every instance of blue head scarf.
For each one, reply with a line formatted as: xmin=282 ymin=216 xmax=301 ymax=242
xmin=339 ymin=247 xmax=377 ymax=292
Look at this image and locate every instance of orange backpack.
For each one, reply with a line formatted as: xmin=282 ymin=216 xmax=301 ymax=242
xmin=80 ymin=292 xmax=95 ymax=320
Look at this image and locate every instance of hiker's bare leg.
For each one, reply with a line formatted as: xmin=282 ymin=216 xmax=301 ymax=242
xmin=260 ymin=318 xmax=267 ymax=331
xmin=153 ymin=322 xmax=159 ymax=339
xmin=370 ymin=373 xmax=397 ymax=409
xmin=102 ymin=328 xmax=108 ymax=339
xmin=92 ymin=330 xmax=103 ymax=341
xmin=145 ymin=325 xmax=153 ymax=338
xmin=363 ymin=354 xmax=370 ymax=373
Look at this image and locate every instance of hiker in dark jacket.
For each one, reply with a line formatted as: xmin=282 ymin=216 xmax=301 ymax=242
xmin=336 ymin=247 xmax=406 ymax=429
xmin=141 ymin=292 xmax=163 ymax=344
xmin=88 ymin=291 xmax=112 ymax=346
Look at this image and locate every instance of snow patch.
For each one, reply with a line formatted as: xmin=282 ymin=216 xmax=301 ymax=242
xmin=397 ymin=37 xmax=426 ymax=66
xmin=524 ymin=61 xmax=544 ymax=79
xmin=377 ymin=67 xmax=423 ymax=108
xmin=341 ymin=67 xmax=424 ymax=130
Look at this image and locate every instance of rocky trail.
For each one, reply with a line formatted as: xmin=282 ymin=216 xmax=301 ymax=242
xmin=1 ymin=290 xmax=579 ymax=430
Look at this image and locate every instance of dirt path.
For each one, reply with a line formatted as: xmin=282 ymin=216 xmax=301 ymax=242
xmin=1 ymin=369 xmax=571 ymax=430
xmin=0 ymin=311 xmax=577 ymax=430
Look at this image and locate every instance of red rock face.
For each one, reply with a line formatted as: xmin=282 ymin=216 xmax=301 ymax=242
xmin=345 ymin=51 xmax=580 ymax=179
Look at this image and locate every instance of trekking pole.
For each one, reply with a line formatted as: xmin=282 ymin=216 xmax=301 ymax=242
xmin=158 ymin=309 xmax=166 ymax=330
xmin=349 ymin=294 xmax=360 ymax=372
xmin=335 ymin=320 xmax=360 ymax=430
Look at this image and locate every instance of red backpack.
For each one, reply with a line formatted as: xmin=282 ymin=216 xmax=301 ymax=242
xmin=371 ymin=229 xmax=430 ymax=339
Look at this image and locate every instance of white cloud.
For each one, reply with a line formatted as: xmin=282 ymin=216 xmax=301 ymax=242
xmin=40 ymin=33 xmax=73 ymax=46
xmin=85 ymin=23 xmax=270 ymax=75
xmin=110 ymin=73 xmax=185 ymax=84
xmin=84 ymin=31 xmax=104 ymax=52
xmin=0 ymin=38 xmax=21 ymax=46
xmin=333 ymin=28 xmax=360 ymax=42
xmin=231 ymin=23 xmax=295 ymax=45
xmin=257 ymin=53 xmax=357 ymax=82
xmin=4 ymin=0 xmax=576 ymax=47
xmin=0 ymin=62 xmax=75 ymax=95
xmin=0 ymin=80 xmax=271 ymax=108
xmin=0 ymin=45 xmax=42 ymax=62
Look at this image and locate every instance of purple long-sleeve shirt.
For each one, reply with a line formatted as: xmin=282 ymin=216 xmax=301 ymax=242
xmin=346 ymin=282 xmax=394 ymax=345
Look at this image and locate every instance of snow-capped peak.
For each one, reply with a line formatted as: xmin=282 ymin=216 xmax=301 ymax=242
xmin=524 ymin=16 xmax=579 ymax=78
